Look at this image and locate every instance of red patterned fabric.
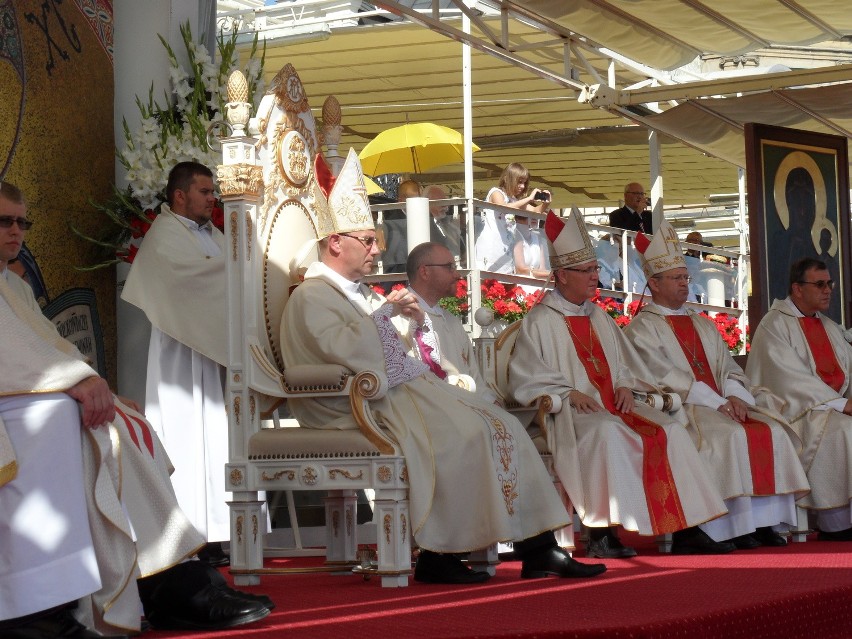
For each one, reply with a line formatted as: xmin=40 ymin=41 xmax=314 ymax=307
xmin=800 ymin=316 xmax=845 ymax=392
xmin=565 ymin=315 xmax=688 ymax=534
xmin=668 ymin=316 xmax=775 ymax=494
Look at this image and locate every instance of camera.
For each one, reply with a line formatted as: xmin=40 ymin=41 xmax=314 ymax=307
xmin=533 ymin=191 xmax=549 ymax=202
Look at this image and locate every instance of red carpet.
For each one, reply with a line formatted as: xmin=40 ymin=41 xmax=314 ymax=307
xmin=146 ymin=534 xmax=852 ymax=638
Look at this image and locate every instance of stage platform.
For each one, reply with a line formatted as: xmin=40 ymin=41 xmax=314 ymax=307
xmin=146 ymin=532 xmax=852 ymax=639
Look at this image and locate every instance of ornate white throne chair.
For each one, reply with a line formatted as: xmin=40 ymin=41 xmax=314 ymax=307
xmin=219 ymin=65 xmax=410 ymax=587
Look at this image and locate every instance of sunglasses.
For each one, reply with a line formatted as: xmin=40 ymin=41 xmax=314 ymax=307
xmin=0 ymin=216 xmax=33 ymax=230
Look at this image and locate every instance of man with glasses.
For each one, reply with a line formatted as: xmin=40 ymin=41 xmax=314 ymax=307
xmin=402 ymin=242 xmax=497 ymax=403
xmin=746 ymin=257 xmax=852 ymax=541
xmin=609 ymin=182 xmax=653 ymax=234
xmin=283 ymin=151 xmax=606 ymax=584
xmin=625 ymin=223 xmax=809 ymax=550
xmin=510 ymin=210 xmax=733 ymax=558
xmin=0 ymin=181 xmax=272 ymax=637
xmin=123 ymin=162 xmax=232 ymax=567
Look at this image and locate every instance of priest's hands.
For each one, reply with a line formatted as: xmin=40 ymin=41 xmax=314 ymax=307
xmin=568 ymin=390 xmax=604 ymax=413
xmin=68 ymin=376 xmax=115 ymax=429
xmin=613 ymin=387 xmax=635 ymax=413
xmin=386 ymin=289 xmax=425 ymax=326
xmin=718 ymin=396 xmax=748 ymax=422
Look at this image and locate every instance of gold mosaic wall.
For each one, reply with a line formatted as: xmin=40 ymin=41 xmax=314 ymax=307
xmin=1 ymin=0 xmax=117 ymax=384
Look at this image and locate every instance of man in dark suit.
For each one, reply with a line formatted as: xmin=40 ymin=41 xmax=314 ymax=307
xmin=609 ymin=182 xmax=652 ymax=234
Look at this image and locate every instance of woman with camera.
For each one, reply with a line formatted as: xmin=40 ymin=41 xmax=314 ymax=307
xmin=474 ymin=162 xmax=551 ymax=273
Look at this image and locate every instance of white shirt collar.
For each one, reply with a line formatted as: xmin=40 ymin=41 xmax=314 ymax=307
xmin=647 ymin=300 xmax=688 ymax=316
xmin=549 ymin=289 xmax=592 ymax=316
xmin=408 ymin=286 xmax=444 ymax=315
xmin=783 ymin=296 xmax=821 ymax=318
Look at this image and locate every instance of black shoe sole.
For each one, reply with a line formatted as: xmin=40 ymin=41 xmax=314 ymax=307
xmin=521 ymin=564 xmax=607 ymax=579
xmin=147 ymin=606 xmax=270 ymax=631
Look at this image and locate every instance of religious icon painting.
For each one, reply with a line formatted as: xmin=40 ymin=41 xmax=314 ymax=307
xmin=745 ymin=123 xmax=851 ymax=326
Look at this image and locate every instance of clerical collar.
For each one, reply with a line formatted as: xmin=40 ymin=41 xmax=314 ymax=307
xmin=173 ymin=214 xmax=212 ymax=232
xmin=1 ymin=267 xmax=7 ymax=281
xmin=304 ymin=261 xmax=365 ymax=300
xmin=784 ymin=296 xmax=819 ymax=318
xmin=647 ymin=300 xmax=688 ymax=316
xmin=408 ymin=287 xmax=443 ymax=315
xmin=550 ymin=289 xmax=592 ymax=316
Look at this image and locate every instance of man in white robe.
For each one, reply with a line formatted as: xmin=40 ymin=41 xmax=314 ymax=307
xmin=624 ymin=222 xmax=809 ymax=548
xmin=122 ymin=162 xmax=230 ymax=562
xmin=509 ymin=210 xmax=734 ymax=557
xmin=402 ymin=241 xmax=497 ymax=403
xmin=746 ymin=257 xmax=852 ymax=540
xmin=282 ymin=150 xmax=606 ymax=583
xmin=0 ymin=182 xmax=269 ymax=637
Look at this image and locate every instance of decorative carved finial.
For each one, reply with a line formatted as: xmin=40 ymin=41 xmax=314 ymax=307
xmin=228 ymin=70 xmax=249 ymax=103
xmin=322 ymin=94 xmax=343 ymax=161
xmin=322 ymin=95 xmax=341 ymax=128
xmin=226 ymin=70 xmax=252 ymax=135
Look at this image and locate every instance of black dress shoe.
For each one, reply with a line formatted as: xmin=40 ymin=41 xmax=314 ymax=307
xmin=731 ymin=533 xmax=761 ymax=550
xmin=753 ymin=526 xmax=787 ymax=547
xmin=146 ymin=583 xmax=270 ymax=630
xmin=198 ymin=542 xmax=230 ymax=567
xmin=216 ymin=583 xmax=275 ymax=610
xmin=1 ymin=607 xmax=128 ymax=638
xmin=817 ymin=527 xmax=852 ymax=541
xmin=671 ymin=527 xmax=736 ymax=555
xmin=521 ymin=546 xmax=607 ymax=579
xmin=414 ymin=550 xmax=491 ymax=584
xmin=586 ymin=532 xmax=638 ymax=558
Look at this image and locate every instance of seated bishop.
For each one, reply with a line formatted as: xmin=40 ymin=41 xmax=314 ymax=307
xmin=401 ymin=241 xmax=498 ymax=404
xmin=509 ymin=209 xmax=735 ymax=558
xmin=281 ymin=150 xmax=606 ymax=583
xmin=746 ymin=257 xmax=852 ymax=541
xmin=0 ymin=181 xmax=271 ymax=638
xmin=624 ymin=222 xmax=809 ymax=549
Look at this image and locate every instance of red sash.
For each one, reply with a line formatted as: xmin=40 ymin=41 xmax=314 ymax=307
xmin=667 ymin=316 xmax=775 ymax=495
xmin=565 ymin=316 xmax=688 ymax=534
xmin=800 ymin=317 xmax=845 ymax=393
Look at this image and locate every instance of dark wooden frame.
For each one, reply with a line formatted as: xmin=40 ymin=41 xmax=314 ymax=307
xmin=745 ymin=123 xmax=850 ymax=327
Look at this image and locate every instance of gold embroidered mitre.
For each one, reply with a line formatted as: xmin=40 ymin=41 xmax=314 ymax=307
xmin=312 ymin=148 xmax=374 ymax=238
xmin=635 ymin=219 xmax=686 ymax=278
xmin=544 ymin=207 xmax=596 ymax=268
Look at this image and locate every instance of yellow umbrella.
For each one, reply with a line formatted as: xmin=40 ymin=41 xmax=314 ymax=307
xmin=359 ymin=122 xmax=480 ymax=176
xmin=364 ymin=175 xmax=384 ymax=195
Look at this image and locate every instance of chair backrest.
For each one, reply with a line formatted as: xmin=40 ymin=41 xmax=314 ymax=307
xmin=252 ymin=64 xmax=323 ymax=373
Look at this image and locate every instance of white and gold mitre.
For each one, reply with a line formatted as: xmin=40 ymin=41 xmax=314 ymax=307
xmin=635 ymin=219 xmax=687 ymax=278
xmin=312 ymin=147 xmax=374 ymax=238
xmin=544 ymin=208 xmax=596 ymax=268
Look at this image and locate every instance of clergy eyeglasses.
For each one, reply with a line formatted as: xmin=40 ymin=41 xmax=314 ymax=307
xmin=0 ymin=216 xmax=33 ymax=230
xmin=424 ymin=262 xmax=457 ymax=271
xmin=797 ymin=279 xmax=835 ymax=290
xmin=339 ymin=233 xmax=378 ymax=248
xmin=563 ymin=264 xmax=601 ymax=275
xmin=626 ymin=190 xmax=646 ymax=196
xmin=654 ymin=274 xmax=692 ymax=283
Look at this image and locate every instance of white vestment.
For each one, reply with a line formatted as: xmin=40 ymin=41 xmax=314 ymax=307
xmin=281 ymin=262 xmax=570 ymax=553
xmin=122 ymin=207 xmax=230 ymax=541
xmin=0 ymin=272 xmax=203 ymax=634
xmin=625 ymin=303 xmax=809 ymax=539
xmin=746 ymin=298 xmax=852 ymax=529
xmin=403 ymin=287 xmax=498 ymax=403
xmin=508 ymin=291 xmax=727 ymax=536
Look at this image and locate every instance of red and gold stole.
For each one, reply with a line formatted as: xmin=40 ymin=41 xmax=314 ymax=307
xmin=564 ymin=315 xmax=687 ymax=534
xmin=667 ymin=316 xmax=775 ymax=495
xmin=799 ymin=317 xmax=845 ymax=393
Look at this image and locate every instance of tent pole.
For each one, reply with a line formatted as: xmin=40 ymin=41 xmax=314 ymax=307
xmin=463 ymin=6 xmax=481 ymax=337
xmin=649 ymin=129 xmax=663 ymax=231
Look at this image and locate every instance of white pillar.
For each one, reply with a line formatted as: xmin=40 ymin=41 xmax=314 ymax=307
xmin=649 ymin=130 xmax=664 ymax=231
xmin=406 ymin=197 xmax=431 ymax=252
xmin=112 ymin=0 xmax=208 ymax=402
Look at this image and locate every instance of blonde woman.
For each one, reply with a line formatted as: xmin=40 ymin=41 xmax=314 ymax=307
xmin=475 ymin=163 xmax=550 ymax=273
